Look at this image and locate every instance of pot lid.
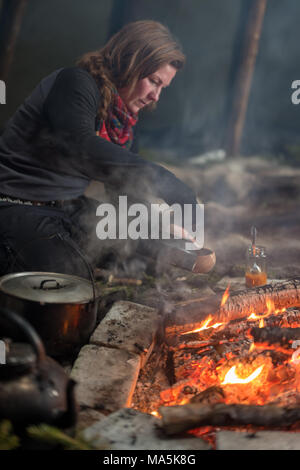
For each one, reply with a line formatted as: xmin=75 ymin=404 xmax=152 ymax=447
xmin=0 ymin=272 xmax=96 ymax=304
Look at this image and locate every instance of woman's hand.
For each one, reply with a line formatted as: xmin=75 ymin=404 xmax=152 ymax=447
xmin=170 ymin=223 xmax=202 ymax=249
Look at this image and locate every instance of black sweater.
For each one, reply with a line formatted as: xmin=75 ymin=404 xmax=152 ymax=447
xmin=0 ymin=67 xmax=197 ymax=210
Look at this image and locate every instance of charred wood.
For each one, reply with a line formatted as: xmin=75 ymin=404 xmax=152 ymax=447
xmin=164 ymin=293 xmax=224 ymax=337
xmin=189 ymin=386 xmax=226 ymax=405
xmin=166 ymin=280 xmax=300 ymax=336
xmin=251 ymin=327 xmax=300 ymax=347
xmin=218 ymin=279 xmax=300 ymax=322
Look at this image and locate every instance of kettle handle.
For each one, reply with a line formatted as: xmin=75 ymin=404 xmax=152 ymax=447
xmin=0 ymin=307 xmax=46 ymax=363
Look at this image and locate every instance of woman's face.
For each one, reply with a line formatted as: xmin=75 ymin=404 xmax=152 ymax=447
xmin=119 ymin=63 xmax=177 ymax=115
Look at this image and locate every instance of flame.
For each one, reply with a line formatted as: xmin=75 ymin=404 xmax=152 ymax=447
xmin=248 ymin=313 xmax=258 ymax=321
xmin=182 ymin=315 xmax=224 ymax=335
xmin=151 ymin=410 xmax=161 ymax=418
xmin=266 ymin=298 xmax=275 ymax=314
xmin=220 ymin=285 xmax=230 ymax=307
xmin=247 ymin=297 xmax=286 ymax=324
xmin=158 ymin=293 xmax=295 ymax=413
xmin=221 ymin=365 xmax=264 ymax=385
xmin=291 ymin=347 xmax=300 ymax=365
xmin=181 ymin=285 xmax=230 ymax=336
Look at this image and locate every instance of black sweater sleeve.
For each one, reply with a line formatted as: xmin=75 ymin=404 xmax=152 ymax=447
xmin=43 ymin=67 xmax=198 ymax=211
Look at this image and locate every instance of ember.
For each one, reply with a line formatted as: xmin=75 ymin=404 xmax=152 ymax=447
xmin=161 ymin=289 xmax=300 ymax=410
xmin=133 ymin=279 xmax=300 ymax=439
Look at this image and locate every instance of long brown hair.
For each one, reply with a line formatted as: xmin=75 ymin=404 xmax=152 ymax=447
xmin=76 ymin=20 xmax=185 ymax=120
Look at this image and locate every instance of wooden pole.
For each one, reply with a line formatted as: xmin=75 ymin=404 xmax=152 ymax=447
xmin=224 ymin=0 xmax=268 ymax=157
xmin=0 ymin=0 xmax=28 ymax=81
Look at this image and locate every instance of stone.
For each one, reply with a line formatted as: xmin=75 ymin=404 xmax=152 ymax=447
xmin=70 ymin=345 xmax=141 ymax=413
xmin=83 ymin=408 xmax=211 ymax=450
xmin=216 ymin=430 xmax=300 ymax=450
xmin=90 ymin=301 xmax=160 ymax=368
xmin=76 ymin=408 xmax=106 ymax=432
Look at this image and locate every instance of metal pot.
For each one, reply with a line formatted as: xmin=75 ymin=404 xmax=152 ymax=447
xmin=0 ymin=272 xmax=98 ymax=357
xmin=0 ymin=307 xmax=77 ymax=428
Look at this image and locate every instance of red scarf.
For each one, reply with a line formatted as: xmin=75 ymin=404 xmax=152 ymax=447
xmin=96 ymin=91 xmax=138 ymax=149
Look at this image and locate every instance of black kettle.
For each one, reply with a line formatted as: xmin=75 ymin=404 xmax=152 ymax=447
xmin=0 ymin=307 xmax=77 ymax=428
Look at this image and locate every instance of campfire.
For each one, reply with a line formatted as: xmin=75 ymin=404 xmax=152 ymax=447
xmin=132 ymin=278 xmax=300 ymax=445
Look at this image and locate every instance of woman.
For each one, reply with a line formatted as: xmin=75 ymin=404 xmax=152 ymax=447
xmin=0 ymin=20 xmax=198 ymax=279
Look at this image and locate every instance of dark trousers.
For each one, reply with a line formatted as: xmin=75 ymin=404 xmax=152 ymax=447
xmin=0 ymin=196 xmax=100 ymax=280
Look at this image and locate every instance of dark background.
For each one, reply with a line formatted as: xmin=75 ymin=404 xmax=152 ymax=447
xmin=0 ymin=0 xmax=300 ymax=160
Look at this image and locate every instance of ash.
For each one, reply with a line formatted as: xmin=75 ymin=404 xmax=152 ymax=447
xmin=131 ymin=343 xmax=170 ymax=415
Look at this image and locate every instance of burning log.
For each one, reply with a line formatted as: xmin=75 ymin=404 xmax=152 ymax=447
xmin=165 ymin=293 xmax=224 ymax=337
xmin=166 ymin=279 xmax=300 ymax=336
xmin=218 ymin=279 xmax=300 ymax=322
xmin=251 ymin=327 xmax=300 ymax=347
xmin=159 ymin=403 xmax=300 ymax=435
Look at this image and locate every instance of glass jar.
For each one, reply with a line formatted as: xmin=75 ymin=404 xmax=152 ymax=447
xmin=245 ymin=245 xmax=267 ymax=288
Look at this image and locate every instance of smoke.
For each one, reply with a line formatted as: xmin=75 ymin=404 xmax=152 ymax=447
xmin=134 ymin=1 xmax=300 ymax=157
xmin=145 ymin=153 xmax=299 ymax=283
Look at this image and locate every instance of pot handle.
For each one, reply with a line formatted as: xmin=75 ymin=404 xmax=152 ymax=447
xmin=39 ymin=279 xmax=61 ymax=290
xmin=0 ymin=306 xmax=46 ymax=363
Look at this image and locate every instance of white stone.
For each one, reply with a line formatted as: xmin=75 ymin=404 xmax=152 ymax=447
xmin=90 ymin=301 xmax=160 ymax=367
xmin=83 ymin=408 xmax=211 ymax=450
xmin=70 ymin=345 xmax=140 ymax=413
xmin=217 ymin=430 xmax=300 ymax=450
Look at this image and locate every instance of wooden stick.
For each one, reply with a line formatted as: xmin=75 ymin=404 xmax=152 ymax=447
xmin=159 ymin=403 xmax=300 ymax=435
xmin=108 ymin=275 xmax=142 ymax=286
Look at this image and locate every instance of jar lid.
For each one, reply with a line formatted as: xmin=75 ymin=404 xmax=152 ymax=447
xmin=0 ymin=272 xmax=95 ymax=304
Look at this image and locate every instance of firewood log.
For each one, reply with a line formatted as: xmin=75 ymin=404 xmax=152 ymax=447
xmin=159 ymin=402 xmax=300 ymax=435
xmin=251 ymin=327 xmax=300 ymax=347
xmin=165 ymin=293 xmax=224 ymax=337
xmin=166 ymin=279 xmax=300 ymax=336
xmin=218 ymin=278 xmax=300 ymax=322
